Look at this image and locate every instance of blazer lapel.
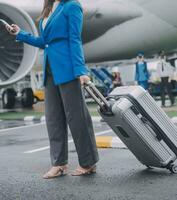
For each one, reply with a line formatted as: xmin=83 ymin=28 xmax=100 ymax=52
xmin=42 ymin=2 xmax=63 ymax=33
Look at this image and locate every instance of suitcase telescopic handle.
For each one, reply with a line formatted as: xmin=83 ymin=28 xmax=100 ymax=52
xmin=84 ymin=81 xmax=111 ymax=112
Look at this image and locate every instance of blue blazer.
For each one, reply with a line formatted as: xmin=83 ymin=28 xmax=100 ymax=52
xmin=135 ymin=61 xmax=149 ymax=82
xmin=16 ymin=0 xmax=88 ymax=86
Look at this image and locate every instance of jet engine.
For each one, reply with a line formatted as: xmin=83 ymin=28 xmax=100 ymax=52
xmin=0 ymin=2 xmax=38 ymax=108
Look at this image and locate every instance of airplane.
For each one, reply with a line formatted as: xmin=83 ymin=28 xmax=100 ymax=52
xmin=0 ymin=0 xmax=177 ymax=107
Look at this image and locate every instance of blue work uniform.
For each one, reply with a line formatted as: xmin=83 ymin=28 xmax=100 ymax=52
xmin=135 ymin=61 xmax=149 ymax=90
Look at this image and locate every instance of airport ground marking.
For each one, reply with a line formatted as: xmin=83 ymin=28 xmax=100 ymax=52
xmin=0 ymin=122 xmax=45 ymax=135
xmin=23 ymin=129 xmax=113 ymax=154
xmin=0 ymin=116 xmax=102 ymax=135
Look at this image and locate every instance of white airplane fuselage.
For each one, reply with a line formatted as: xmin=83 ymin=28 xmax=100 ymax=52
xmin=1 ymin=0 xmax=177 ymax=63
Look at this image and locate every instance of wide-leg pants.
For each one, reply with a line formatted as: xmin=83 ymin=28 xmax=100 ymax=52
xmin=44 ymin=64 xmax=99 ymax=167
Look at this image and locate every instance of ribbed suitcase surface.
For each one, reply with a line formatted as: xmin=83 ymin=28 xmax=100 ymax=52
xmin=100 ymin=86 xmax=177 ymax=171
xmin=84 ymin=82 xmax=177 ymax=173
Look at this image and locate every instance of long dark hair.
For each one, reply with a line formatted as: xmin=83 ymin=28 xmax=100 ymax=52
xmin=37 ymin=0 xmax=55 ymax=20
xmin=37 ymin=0 xmax=69 ymax=21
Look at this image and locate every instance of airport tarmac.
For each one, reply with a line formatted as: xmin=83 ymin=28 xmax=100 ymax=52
xmin=0 ymin=119 xmax=40 ymax=130
xmin=0 ymin=121 xmax=177 ymax=200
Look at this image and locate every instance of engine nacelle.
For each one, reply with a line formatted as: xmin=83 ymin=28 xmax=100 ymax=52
xmin=0 ymin=2 xmax=38 ymax=87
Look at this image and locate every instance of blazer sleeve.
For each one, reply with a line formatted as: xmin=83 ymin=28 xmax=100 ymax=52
xmin=67 ymin=2 xmax=89 ymax=77
xmin=16 ymin=30 xmax=45 ymax=49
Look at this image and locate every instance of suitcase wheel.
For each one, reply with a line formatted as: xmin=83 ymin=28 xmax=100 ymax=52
xmin=169 ymin=164 xmax=177 ymax=174
xmin=146 ymin=166 xmax=153 ymax=170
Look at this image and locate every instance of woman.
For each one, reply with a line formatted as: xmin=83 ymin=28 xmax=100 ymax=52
xmin=6 ymin=0 xmax=99 ymax=178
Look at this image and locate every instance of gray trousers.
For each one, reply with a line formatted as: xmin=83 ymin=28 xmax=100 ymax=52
xmin=44 ymin=64 xmax=99 ymax=167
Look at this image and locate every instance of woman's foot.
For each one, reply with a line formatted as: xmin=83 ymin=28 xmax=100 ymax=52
xmin=43 ymin=165 xmax=68 ymax=179
xmin=71 ymin=165 xmax=96 ymax=176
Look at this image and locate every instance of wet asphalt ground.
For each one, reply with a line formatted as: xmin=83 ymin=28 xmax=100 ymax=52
xmin=0 ymin=121 xmax=177 ymax=200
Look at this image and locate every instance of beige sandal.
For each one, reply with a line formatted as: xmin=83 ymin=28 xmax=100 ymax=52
xmin=43 ymin=166 xmax=68 ymax=179
xmin=71 ymin=165 xmax=96 ymax=176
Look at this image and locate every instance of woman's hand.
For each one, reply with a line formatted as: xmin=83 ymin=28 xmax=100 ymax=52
xmin=79 ymin=75 xmax=90 ymax=85
xmin=5 ymin=24 xmax=20 ymax=35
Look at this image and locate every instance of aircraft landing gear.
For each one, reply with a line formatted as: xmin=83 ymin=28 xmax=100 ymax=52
xmin=2 ymin=88 xmax=16 ymax=109
xmin=21 ymin=88 xmax=34 ymax=108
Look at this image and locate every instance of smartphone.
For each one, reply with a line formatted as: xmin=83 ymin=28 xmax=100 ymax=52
xmin=0 ymin=19 xmax=15 ymax=32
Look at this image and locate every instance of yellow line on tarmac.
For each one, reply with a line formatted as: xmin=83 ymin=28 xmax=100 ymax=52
xmin=96 ymin=136 xmax=113 ymax=148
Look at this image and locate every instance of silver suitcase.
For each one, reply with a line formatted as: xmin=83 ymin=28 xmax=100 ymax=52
xmin=84 ymin=82 xmax=177 ymax=173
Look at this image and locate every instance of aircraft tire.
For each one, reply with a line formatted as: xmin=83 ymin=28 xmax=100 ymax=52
xmin=21 ymin=88 xmax=34 ymax=108
xmin=2 ymin=88 xmax=16 ymax=109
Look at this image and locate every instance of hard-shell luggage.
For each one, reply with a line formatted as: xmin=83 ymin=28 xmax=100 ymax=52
xmin=84 ymin=82 xmax=177 ymax=173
